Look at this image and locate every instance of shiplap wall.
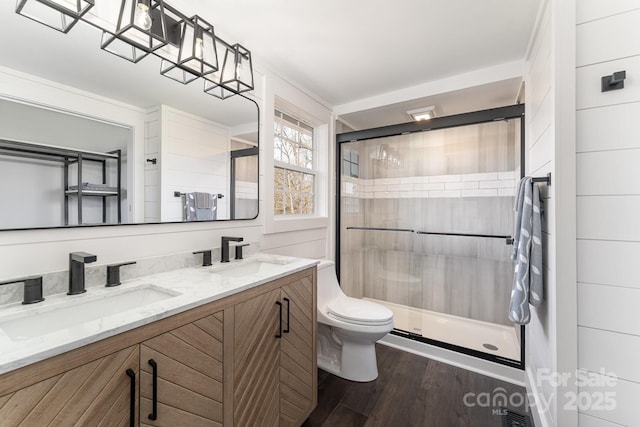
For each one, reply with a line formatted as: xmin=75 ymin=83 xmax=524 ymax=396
xmin=576 ymin=2 xmax=640 ymax=426
xmin=160 ymin=106 xmax=229 ymax=222
xmin=144 ymin=107 xmax=161 ymax=223
xmin=524 ymin=3 xmax=558 ymax=426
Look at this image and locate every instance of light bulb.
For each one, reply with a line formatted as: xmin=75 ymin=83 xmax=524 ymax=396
xmin=194 ymin=37 xmax=204 ymax=59
xmin=134 ymin=2 xmax=152 ymax=30
xmin=235 ymin=60 xmax=243 ymax=79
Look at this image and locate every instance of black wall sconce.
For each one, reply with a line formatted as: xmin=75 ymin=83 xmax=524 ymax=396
xmin=601 ymin=70 xmax=626 ymax=92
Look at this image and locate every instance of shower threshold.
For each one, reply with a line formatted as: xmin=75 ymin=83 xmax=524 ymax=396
xmin=365 ymin=298 xmax=521 ymax=363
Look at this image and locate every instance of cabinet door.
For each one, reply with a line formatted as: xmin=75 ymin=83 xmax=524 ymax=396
xmin=140 ymin=312 xmax=224 ymax=427
xmin=233 ymin=288 xmax=281 ymax=427
xmin=280 ymin=275 xmax=317 ymax=426
xmin=0 ymin=345 xmax=139 ymax=427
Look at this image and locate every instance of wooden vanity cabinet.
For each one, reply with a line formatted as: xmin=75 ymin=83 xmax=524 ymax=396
xmin=232 ymin=273 xmax=317 ymax=427
xmin=0 ymin=346 xmax=139 ymax=427
xmin=0 ymin=266 xmax=316 ymax=427
xmin=279 ymin=276 xmax=316 ymax=426
xmin=140 ymin=312 xmax=225 ymax=427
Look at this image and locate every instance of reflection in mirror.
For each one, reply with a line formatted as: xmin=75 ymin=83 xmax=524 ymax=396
xmin=0 ymin=4 xmax=259 ymax=230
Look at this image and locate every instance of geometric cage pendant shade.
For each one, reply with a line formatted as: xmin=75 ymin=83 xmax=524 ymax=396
xmin=220 ymin=43 xmax=254 ymax=93
xmin=203 ymin=78 xmax=236 ymax=100
xmin=204 ymin=40 xmax=254 ymax=99
xmin=101 ymin=0 xmax=169 ymax=63
xmin=16 ymin=0 xmax=94 ymax=33
xmin=178 ymin=16 xmax=218 ymax=78
xmin=159 ymin=14 xmax=218 ymax=85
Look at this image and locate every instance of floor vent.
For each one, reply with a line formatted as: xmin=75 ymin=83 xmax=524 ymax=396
xmin=501 ymin=408 xmax=532 ymax=427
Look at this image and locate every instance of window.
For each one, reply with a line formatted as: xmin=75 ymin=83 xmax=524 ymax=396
xmin=342 ymin=148 xmax=359 ymax=178
xmin=273 ymin=110 xmax=316 ymax=215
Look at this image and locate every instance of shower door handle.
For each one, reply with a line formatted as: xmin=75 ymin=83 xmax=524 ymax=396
xmin=275 ymin=301 xmax=283 ymax=338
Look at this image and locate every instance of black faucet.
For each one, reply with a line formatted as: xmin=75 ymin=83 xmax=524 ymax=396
xmin=221 ymin=236 xmax=243 ymax=263
xmin=68 ymin=252 xmax=97 ymax=295
xmin=235 ymin=243 xmax=250 ymax=260
xmin=193 ymin=250 xmax=213 ymax=267
xmin=0 ymin=276 xmax=45 ymax=304
xmin=106 ymin=261 xmax=136 ymax=287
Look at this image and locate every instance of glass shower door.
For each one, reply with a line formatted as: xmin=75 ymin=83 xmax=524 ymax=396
xmin=339 ymin=116 xmax=522 ymax=365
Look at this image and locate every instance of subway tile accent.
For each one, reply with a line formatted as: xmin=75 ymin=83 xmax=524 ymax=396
xmin=346 ymin=171 xmax=517 ymax=199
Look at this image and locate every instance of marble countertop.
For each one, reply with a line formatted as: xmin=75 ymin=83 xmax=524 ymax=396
xmin=0 ymin=254 xmax=318 ymax=375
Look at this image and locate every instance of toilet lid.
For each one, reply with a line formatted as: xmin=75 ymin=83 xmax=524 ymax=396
xmin=327 ymin=297 xmax=393 ymax=326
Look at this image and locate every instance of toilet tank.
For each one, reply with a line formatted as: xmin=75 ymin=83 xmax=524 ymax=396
xmin=316 ymin=260 xmax=344 ymax=306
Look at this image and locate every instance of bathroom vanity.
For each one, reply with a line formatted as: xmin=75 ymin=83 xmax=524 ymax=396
xmin=0 ymin=256 xmax=317 ymax=427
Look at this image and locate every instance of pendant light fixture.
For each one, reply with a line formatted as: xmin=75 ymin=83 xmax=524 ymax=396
xmin=220 ymin=43 xmax=254 ymax=93
xmin=159 ymin=15 xmax=217 ymax=84
xmin=202 ymin=37 xmax=235 ymax=99
xmin=204 ymin=78 xmax=236 ymax=100
xmin=14 ymin=0 xmax=255 ymax=100
xmin=160 ymin=59 xmax=199 ymax=84
xmin=101 ymin=0 xmax=169 ymax=62
xmin=179 ymin=16 xmax=218 ymax=77
xmin=16 ymin=0 xmax=94 ymax=33
xmin=100 ymin=31 xmax=149 ymax=63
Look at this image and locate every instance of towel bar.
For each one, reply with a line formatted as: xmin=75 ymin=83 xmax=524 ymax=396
xmin=531 ymin=173 xmax=551 ymax=186
xmin=173 ymin=191 xmax=224 ymax=198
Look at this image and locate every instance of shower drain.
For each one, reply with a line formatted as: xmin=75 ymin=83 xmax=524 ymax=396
xmin=483 ymin=343 xmax=499 ymax=351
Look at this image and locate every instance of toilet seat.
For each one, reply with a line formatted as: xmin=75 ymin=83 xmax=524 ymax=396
xmin=327 ymin=297 xmax=393 ymax=326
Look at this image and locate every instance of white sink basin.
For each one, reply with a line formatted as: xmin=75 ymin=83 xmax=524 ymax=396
xmin=210 ymin=259 xmax=287 ymax=279
xmin=0 ymin=285 xmax=179 ymax=341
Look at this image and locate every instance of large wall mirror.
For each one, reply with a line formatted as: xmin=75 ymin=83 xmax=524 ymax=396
xmin=0 ymin=3 xmax=259 ymax=231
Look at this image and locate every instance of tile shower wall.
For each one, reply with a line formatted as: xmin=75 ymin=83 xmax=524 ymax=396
xmin=340 ymin=119 xmax=519 ymax=326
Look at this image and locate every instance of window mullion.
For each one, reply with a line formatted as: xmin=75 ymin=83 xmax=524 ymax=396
xmin=274 ymin=161 xmax=317 ymax=176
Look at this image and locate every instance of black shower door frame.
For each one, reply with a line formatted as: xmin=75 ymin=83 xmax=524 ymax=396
xmin=335 ymin=103 xmax=526 ymax=370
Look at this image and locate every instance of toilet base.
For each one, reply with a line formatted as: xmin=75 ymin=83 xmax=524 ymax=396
xmin=317 ymin=323 xmax=387 ymax=382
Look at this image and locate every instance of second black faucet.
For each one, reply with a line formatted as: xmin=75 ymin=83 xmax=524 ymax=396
xmin=68 ymin=252 xmax=97 ymax=295
xmin=221 ymin=236 xmax=244 ymax=263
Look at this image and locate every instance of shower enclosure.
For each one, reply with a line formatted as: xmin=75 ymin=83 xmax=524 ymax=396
xmin=337 ymin=105 xmax=524 ymax=367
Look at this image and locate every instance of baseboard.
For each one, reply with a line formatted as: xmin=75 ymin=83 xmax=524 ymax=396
xmin=525 ymin=365 xmax=552 ymax=427
xmin=378 ymin=333 xmax=525 ymax=386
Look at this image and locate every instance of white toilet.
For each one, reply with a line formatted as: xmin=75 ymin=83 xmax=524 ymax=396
xmin=316 ymin=260 xmax=394 ymax=382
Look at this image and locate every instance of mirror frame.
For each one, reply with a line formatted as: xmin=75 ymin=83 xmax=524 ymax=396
xmin=0 ymin=93 xmax=260 ymax=232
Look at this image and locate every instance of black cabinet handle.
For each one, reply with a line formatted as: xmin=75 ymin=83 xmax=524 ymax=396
xmin=148 ymin=359 xmax=158 ymax=420
xmin=276 ymin=301 xmax=282 ymax=338
xmin=126 ymin=369 xmax=136 ymax=427
xmin=283 ymin=297 xmax=290 ymax=333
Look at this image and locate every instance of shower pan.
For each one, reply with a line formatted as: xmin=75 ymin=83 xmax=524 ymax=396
xmin=336 ymin=105 xmax=525 ymax=368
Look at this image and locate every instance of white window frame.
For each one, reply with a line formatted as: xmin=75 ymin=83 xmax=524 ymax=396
xmin=274 ymin=109 xmax=318 ymax=216
xmin=264 ymin=94 xmax=330 ymax=234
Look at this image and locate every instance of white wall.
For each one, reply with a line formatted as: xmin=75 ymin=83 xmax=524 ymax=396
xmin=0 ymin=63 xmax=331 ymax=283
xmin=159 ymin=106 xmax=230 ymax=222
xmin=524 ymin=1 xmax=577 ymax=426
xmin=144 ymin=107 xmax=161 ymax=223
xmin=576 ymin=2 xmax=640 ymax=426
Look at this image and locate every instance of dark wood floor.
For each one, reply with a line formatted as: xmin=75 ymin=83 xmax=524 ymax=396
xmin=303 ymin=344 xmax=530 ymax=427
